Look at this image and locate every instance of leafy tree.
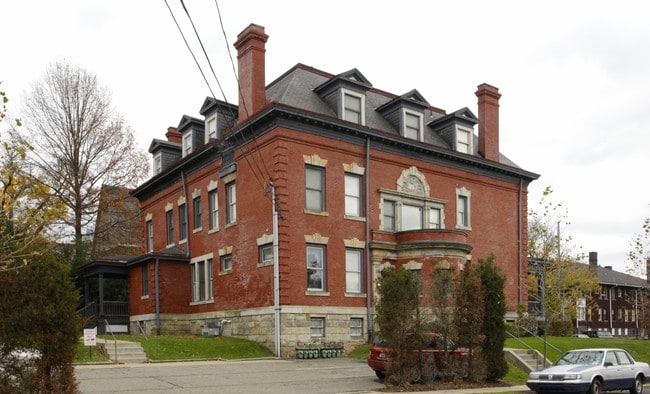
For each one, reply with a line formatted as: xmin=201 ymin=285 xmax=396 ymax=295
xmin=0 ymin=252 xmax=81 ymax=393
xmin=375 ymin=265 xmax=422 ymax=387
xmin=0 ymin=84 xmax=65 ymax=270
xmin=20 ymin=60 xmax=149 ymax=269
xmin=528 ymin=186 xmax=599 ymax=324
xmin=454 ymin=261 xmax=485 ymax=381
xmin=476 ymin=254 xmax=507 ymax=381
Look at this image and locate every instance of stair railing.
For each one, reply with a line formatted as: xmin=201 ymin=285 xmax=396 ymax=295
xmin=506 ymin=330 xmax=552 ymax=369
xmin=136 ymin=321 xmax=149 ymax=362
xmin=105 ymin=319 xmax=118 ymax=364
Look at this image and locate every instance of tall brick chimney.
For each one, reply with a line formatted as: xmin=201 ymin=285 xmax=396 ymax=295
xmin=475 ymin=83 xmax=501 ymax=162
xmin=166 ymin=127 xmax=181 ymax=144
xmin=589 ymin=251 xmax=598 ymax=268
xmin=234 ymin=23 xmax=268 ymax=123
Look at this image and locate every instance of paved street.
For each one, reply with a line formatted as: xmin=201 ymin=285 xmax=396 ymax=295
xmin=75 ymin=357 xmax=385 ymax=393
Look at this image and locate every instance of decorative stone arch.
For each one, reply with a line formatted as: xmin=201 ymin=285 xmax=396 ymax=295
xmin=396 ymin=166 xmax=430 ymax=197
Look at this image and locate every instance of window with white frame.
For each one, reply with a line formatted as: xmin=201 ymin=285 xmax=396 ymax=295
xmin=350 ymin=318 xmax=363 ymax=337
xmin=166 ymin=210 xmax=174 ymax=245
xmin=344 ymin=173 xmax=362 ymax=217
xmin=226 ymin=182 xmax=236 ymax=224
xmin=310 ymin=317 xmax=325 ymax=337
xmin=456 ymin=187 xmax=471 ymax=229
xmin=220 ymin=254 xmax=232 ymax=272
xmin=205 ymin=115 xmax=217 ymax=142
xmin=191 ymin=257 xmax=213 ymax=302
xmin=342 ymin=90 xmax=364 ymax=125
xmin=404 ymin=110 xmax=422 ymax=140
xmin=146 ymin=220 xmax=153 ymax=252
xmin=153 ymin=153 xmax=162 ymax=175
xmin=179 ymin=203 xmax=188 ymax=241
xmin=383 ymin=200 xmax=396 ymax=231
xmin=307 ymin=245 xmax=326 ymax=291
xmin=456 ymin=127 xmax=472 ymax=154
xmin=182 ymin=132 xmax=193 ymax=157
xmin=259 ymin=244 xmax=273 ymax=266
xmin=305 ymin=165 xmax=325 ymax=211
xmin=142 ymin=264 xmax=149 ymax=297
xmin=345 ymin=248 xmax=362 ymax=293
xmin=381 ymin=195 xmax=445 ymax=232
xmin=193 ymin=196 xmax=201 ymax=231
xmin=208 ymin=189 xmax=218 ymax=230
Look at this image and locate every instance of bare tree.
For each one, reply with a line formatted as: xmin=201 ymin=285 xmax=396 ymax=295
xmin=627 ymin=212 xmax=649 ymax=277
xmin=20 ymin=61 xmax=149 ymax=268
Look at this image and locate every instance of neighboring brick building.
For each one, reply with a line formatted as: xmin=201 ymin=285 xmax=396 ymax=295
xmin=578 ymin=252 xmax=649 ymax=337
xmin=128 ymin=23 xmax=539 ymax=356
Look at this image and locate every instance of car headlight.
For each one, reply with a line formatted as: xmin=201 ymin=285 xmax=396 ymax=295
xmin=529 ymin=373 xmax=539 ymax=379
xmin=563 ymin=374 xmax=581 ymax=380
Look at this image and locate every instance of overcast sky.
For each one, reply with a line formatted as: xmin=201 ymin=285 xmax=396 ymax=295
xmin=2 ymin=1 xmax=648 ymax=275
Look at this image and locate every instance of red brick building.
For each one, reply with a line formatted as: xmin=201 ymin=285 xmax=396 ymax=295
xmin=128 ymin=23 xmax=539 ymax=356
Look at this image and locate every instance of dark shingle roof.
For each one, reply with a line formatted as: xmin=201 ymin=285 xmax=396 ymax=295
xmin=597 ymin=265 xmax=648 ymax=288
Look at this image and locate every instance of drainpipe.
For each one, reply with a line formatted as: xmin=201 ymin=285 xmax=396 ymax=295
xmin=518 ymin=178 xmax=523 ymax=305
xmin=271 ymin=181 xmax=281 ymax=358
xmin=609 ymin=285 xmax=616 ymax=333
xmin=155 ymin=258 xmax=160 ymax=335
xmin=181 ymin=170 xmax=190 ymax=257
xmin=365 ymin=137 xmax=373 ymax=343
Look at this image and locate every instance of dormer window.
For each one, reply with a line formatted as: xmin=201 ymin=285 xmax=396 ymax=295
xmin=404 ymin=110 xmax=423 ymax=141
xmin=342 ymin=90 xmax=365 ymax=125
xmin=205 ymin=115 xmax=217 ymax=142
xmin=153 ymin=153 xmax=162 ymax=175
xmin=456 ymin=127 xmax=472 ymax=154
xmin=182 ymin=132 xmax=193 ymax=157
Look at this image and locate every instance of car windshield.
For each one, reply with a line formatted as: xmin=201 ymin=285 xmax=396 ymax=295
xmin=556 ymin=350 xmax=603 ymax=366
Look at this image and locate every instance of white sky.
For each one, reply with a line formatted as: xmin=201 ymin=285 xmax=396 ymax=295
xmin=2 ymin=1 xmax=649 ymax=275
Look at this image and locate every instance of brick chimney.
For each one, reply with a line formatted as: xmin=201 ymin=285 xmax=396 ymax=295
xmin=166 ymin=127 xmax=181 ymax=144
xmin=234 ymin=23 xmax=268 ymax=123
xmin=589 ymin=251 xmax=598 ymax=268
xmin=475 ymin=83 xmax=501 ymax=162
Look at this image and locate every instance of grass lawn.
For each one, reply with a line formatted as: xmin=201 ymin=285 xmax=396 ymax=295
xmin=75 ymin=340 xmax=110 ymax=363
xmin=504 ymin=335 xmax=650 ymax=364
xmin=93 ymin=335 xmax=273 ymax=361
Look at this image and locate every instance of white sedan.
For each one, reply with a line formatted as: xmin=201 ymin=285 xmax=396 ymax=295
xmin=527 ymin=348 xmax=650 ymax=394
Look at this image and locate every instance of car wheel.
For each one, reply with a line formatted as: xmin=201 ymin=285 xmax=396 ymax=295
xmin=630 ymin=375 xmax=643 ymax=394
xmin=410 ymin=363 xmax=422 ymax=384
xmin=589 ymin=378 xmax=602 ymax=394
xmin=374 ymin=370 xmax=385 ymax=380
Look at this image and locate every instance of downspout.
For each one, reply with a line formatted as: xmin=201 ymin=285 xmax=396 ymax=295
xmin=609 ymin=285 xmax=616 ymax=333
xmin=365 ymin=137 xmax=373 ymax=343
xmin=155 ymin=258 xmax=160 ymax=335
xmin=271 ymin=181 xmax=281 ymax=358
xmin=181 ymin=170 xmax=190 ymax=257
xmin=518 ymin=178 xmax=523 ymax=305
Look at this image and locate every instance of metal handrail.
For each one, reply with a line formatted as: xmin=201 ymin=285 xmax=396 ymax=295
xmin=516 ymin=326 xmax=563 ymax=354
xmin=136 ymin=321 xmax=149 ymax=362
xmin=104 ymin=319 xmax=118 ymax=364
xmin=506 ymin=330 xmax=548 ymax=370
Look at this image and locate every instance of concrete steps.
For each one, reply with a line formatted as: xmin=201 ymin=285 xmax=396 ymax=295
xmin=98 ymin=338 xmax=148 ymax=364
xmin=504 ymin=347 xmax=551 ymax=373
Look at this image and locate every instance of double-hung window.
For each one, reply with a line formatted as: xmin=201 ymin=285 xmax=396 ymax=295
xmin=343 ymin=91 xmax=364 ymax=124
xmin=457 ymin=195 xmax=469 ymax=227
xmin=191 ymin=258 xmax=213 ymax=302
xmin=306 ymin=245 xmax=326 ymax=291
xmin=344 ymin=173 xmax=362 ymax=217
xmin=146 ymin=220 xmax=153 ymax=252
xmin=401 ymin=204 xmax=422 ymax=231
xmin=220 ymin=254 xmax=232 ymax=272
xmin=153 ymin=153 xmax=162 ymax=175
xmin=310 ymin=317 xmax=325 ymax=338
xmin=404 ymin=111 xmax=422 ymax=140
xmin=179 ymin=203 xmax=188 ymax=241
xmin=383 ymin=200 xmax=396 ymax=232
xmin=345 ymin=248 xmax=362 ymax=293
xmin=429 ymin=208 xmax=441 ymax=229
xmin=259 ymin=244 xmax=273 ymax=266
xmin=193 ymin=196 xmax=202 ymax=231
xmin=305 ymin=165 xmax=325 ymax=211
xmin=182 ymin=132 xmax=192 ymax=157
xmin=205 ymin=116 xmax=217 ymax=142
xmin=350 ymin=318 xmax=363 ymax=337
xmin=208 ymin=189 xmax=218 ymax=230
xmin=226 ymin=182 xmax=236 ymax=224
xmin=142 ymin=264 xmax=149 ymax=297
xmin=456 ymin=127 xmax=472 ymax=154
xmin=166 ymin=210 xmax=174 ymax=245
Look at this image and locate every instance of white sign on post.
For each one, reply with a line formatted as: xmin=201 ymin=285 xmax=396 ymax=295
xmin=83 ymin=327 xmax=97 ymax=346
